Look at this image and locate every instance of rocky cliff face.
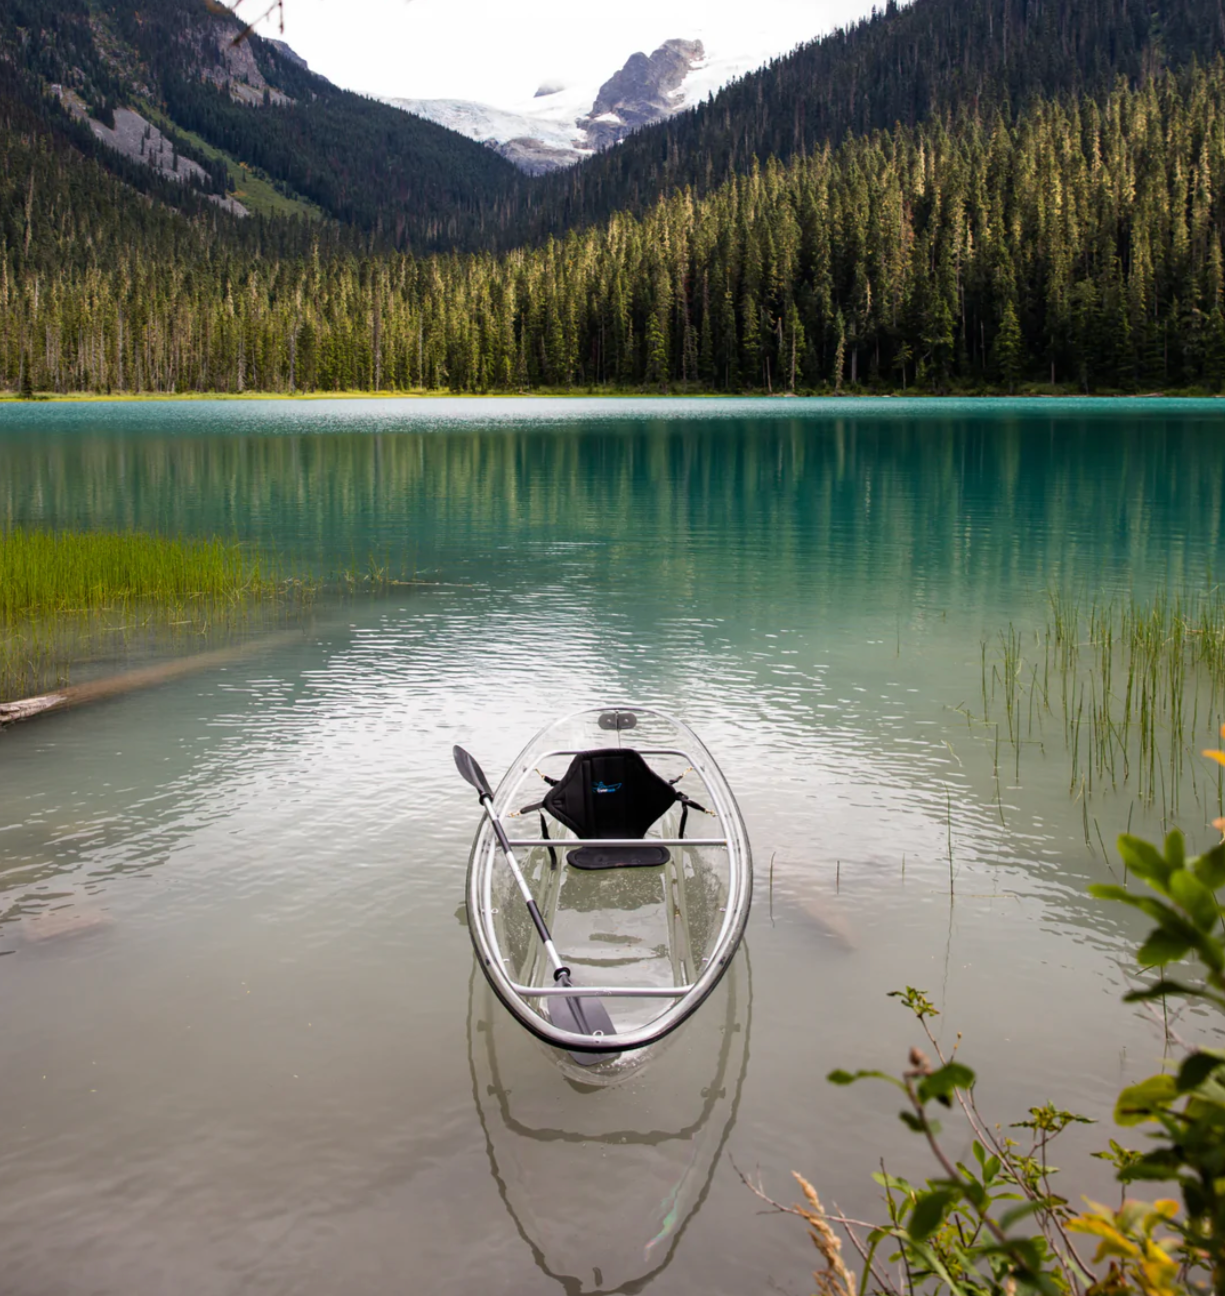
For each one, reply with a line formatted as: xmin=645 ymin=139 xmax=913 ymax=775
xmin=579 ymin=39 xmax=705 ymax=150
xmin=189 ymin=23 xmax=295 ymax=106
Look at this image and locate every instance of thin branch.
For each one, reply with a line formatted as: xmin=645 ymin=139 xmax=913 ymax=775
xmin=919 ymin=1016 xmax=1093 ymax=1286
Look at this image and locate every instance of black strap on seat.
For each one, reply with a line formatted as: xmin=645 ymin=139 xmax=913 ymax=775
xmin=677 ymin=793 xmax=708 ymax=840
xmin=513 ymin=793 xmax=557 ymax=865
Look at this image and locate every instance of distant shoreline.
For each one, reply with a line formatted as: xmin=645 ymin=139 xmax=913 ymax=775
xmin=4 ymin=389 xmax=1225 ymax=404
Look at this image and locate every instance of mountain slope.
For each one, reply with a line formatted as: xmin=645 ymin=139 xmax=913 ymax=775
xmin=391 ymin=38 xmax=794 ymax=176
xmin=6 ymin=0 xmax=1225 ymax=256
xmin=0 ymin=0 xmax=521 ymax=246
xmin=510 ymin=0 xmax=1225 ymax=243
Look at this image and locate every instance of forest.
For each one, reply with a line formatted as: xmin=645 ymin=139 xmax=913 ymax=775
xmin=6 ymin=66 xmax=1225 ymax=394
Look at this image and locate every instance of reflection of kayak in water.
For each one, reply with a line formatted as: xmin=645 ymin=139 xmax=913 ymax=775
xmin=467 ymin=949 xmax=753 ymax=1295
xmin=459 ymin=705 xmax=752 ymax=1059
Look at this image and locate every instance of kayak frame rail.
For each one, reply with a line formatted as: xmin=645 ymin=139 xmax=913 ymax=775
xmin=512 ymin=983 xmax=694 ymax=999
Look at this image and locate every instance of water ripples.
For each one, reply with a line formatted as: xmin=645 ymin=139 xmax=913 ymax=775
xmin=3 ymin=402 xmax=1224 ymax=1295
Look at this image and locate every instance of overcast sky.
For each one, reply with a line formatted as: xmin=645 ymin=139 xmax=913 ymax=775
xmin=246 ymin=0 xmax=876 ymax=104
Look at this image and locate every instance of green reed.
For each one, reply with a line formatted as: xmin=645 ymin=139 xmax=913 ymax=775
xmin=0 ymin=528 xmax=309 ymax=703
xmin=984 ymin=586 xmax=1225 ymax=815
xmin=0 ymin=528 xmax=278 ymax=617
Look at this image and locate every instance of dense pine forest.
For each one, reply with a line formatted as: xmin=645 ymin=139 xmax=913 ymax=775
xmin=6 ymin=66 xmax=1225 ymax=394
xmin=519 ymin=0 xmax=1225 ymax=244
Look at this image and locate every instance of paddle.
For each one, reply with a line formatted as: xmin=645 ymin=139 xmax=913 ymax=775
xmin=454 ymin=745 xmax=616 ymax=1064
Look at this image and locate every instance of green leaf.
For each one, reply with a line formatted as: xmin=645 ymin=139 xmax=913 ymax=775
xmin=1115 ymin=1074 xmax=1178 ymax=1125
xmin=1122 ymin=978 xmax=1200 ymax=1003
xmin=1136 ymin=928 xmax=1194 ymax=965
xmin=971 ymin=1142 xmax=1003 ymax=1184
xmin=1169 ymin=868 xmax=1220 ymax=932
xmin=1118 ymin=1148 xmax=1183 ymax=1182
xmin=827 ymin=1068 xmax=897 ymax=1087
xmin=1088 ymin=883 xmax=1133 ymax=902
xmin=1133 ymin=907 xmax=1224 ymax=974
xmin=1089 ymin=886 xmax=1185 ymax=929
xmin=1117 ymin=834 xmax=1173 ymax=888
xmin=887 ymin=987 xmax=940 ymax=1019
xmin=1192 ymin=842 xmax=1225 ymax=890
xmin=908 ymin=1189 xmax=958 ymax=1241
xmin=1186 ymin=1068 xmax=1225 ymax=1114
xmin=1165 ymin=830 xmax=1186 ymax=870
xmin=998 ymin=1200 xmax=1046 ymax=1230
xmin=899 ymin=1110 xmax=926 ymax=1132
xmin=1176 ymin=1050 xmax=1225 ymax=1093
xmin=959 ymin=1175 xmax=988 ymax=1210
xmin=917 ymin=1062 xmax=976 ymax=1105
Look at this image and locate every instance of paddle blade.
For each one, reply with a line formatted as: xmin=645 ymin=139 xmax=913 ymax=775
xmin=547 ymin=981 xmax=618 ymax=1067
xmin=453 ymin=745 xmax=493 ymax=800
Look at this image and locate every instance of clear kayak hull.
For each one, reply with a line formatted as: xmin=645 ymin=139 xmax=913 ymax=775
xmin=465 ymin=704 xmax=752 ymax=1055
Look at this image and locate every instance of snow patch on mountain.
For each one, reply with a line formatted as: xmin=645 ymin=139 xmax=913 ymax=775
xmin=387 ymin=35 xmax=782 ymax=175
xmin=386 ymin=96 xmax=594 ymax=175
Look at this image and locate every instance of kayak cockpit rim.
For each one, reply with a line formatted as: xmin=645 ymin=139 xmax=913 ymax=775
xmin=466 ymin=703 xmax=752 ymax=1055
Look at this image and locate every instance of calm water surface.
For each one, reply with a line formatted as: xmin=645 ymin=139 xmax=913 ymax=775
xmin=2 ymin=398 xmax=1224 ymax=1295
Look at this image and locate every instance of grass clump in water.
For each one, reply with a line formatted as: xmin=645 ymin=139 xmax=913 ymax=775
xmin=0 ymin=528 xmax=307 ymax=703
xmin=0 ymin=529 xmax=278 ymax=617
xmin=981 ymin=585 xmax=1225 ymax=821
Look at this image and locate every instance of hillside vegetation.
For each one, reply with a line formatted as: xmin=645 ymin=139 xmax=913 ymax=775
xmin=6 ymin=67 xmax=1225 ymax=395
xmin=5 ymin=0 xmax=1225 ymax=254
xmin=0 ymin=0 xmax=519 ymax=247
xmin=520 ymin=0 xmax=1225 ymax=243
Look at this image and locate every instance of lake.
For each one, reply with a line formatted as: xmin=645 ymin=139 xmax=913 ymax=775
xmin=1 ymin=397 xmax=1223 ymax=1296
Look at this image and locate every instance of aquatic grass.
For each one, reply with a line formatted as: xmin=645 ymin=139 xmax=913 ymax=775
xmin=0 ymin=529 xmax=427 ymax=706
xmin=985 ymin=586 xmax=1225 ymax=815
xmin=0 ymin=528 xmax=278 ymax=618
xmin=0 ymin=528 xmax=311 ymax=704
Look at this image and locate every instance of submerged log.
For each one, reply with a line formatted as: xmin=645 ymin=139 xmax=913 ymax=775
xmin=0 ymin=630 xmax=307 ymax=728
xmin=21 ymin=906 xmax=114 ymax=944
xmin=0 ymin=693 xmax=68 ymax=724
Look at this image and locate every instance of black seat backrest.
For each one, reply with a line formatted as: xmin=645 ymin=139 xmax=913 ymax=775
xmin=543 ymin=748 xmax=678 ymax=840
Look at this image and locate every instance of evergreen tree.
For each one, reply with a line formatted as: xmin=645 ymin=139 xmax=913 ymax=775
xmin=994 ymin=301 xmax=1024 ymax=392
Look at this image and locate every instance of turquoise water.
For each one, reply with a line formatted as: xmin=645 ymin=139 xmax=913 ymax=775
xmin=1 ymin=398 xmax=1224 ymax=1295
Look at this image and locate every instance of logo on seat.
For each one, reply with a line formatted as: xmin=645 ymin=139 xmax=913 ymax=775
xmin=593 ymin=781 xmax=623 ymax=794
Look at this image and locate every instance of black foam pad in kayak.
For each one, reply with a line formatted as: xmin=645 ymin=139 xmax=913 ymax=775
xmin=566 ymin=845 xmax=671 ymax=870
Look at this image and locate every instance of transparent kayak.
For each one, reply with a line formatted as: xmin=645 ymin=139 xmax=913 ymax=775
xmin=464 ymin=704 xmax=752 ymax=1057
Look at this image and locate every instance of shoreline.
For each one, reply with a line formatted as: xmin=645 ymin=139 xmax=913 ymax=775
xmin=3 ymin=388 xmax=1225 ymax=404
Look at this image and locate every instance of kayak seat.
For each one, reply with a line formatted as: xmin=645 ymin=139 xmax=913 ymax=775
xmin=537 ymin=747 xmax=696 ymax=871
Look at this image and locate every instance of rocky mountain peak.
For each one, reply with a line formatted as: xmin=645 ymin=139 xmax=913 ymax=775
xmin=580 ymin=39 xmax=705 ymax=149
xmin=388 ymin=36 xmax=716 ymax=174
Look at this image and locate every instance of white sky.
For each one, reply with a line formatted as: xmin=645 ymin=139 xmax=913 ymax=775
xmin=245 ymin=0 xmax=876 ymax=104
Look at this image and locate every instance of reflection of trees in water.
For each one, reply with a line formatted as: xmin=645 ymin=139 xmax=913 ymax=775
xmin=466 ymin=949 xmax=752 ymax=1296
xmin=3 ymin=415 xmax=1223 ymax=610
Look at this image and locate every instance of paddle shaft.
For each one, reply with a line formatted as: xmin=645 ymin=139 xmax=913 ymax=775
xmin=453 ymin=743 xmax=618 ymax=1060
xmin=478 ymin=793 xmax=569 ymax=981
